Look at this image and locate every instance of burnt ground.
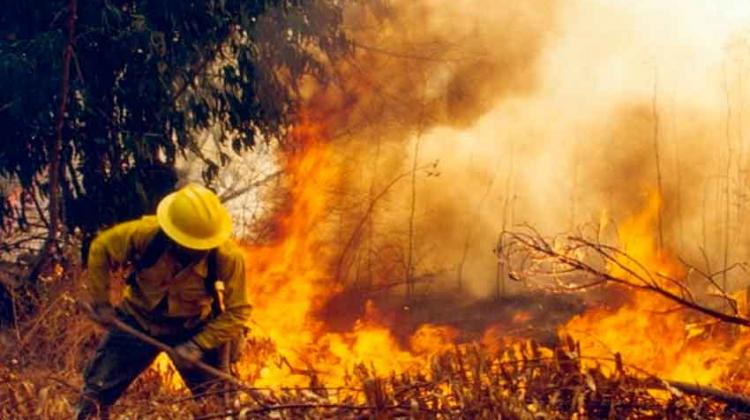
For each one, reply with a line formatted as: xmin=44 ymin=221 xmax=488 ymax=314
xmin=318 ymin=286 xmax=588 ymax=348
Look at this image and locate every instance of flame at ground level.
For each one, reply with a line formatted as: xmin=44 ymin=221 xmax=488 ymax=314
xmin=154 ymin=133 xmax=750 ymax=397
xmin=562 ymin=192 xmax=750 ymax=394
xmin=234 ymin=134 xmax=462 ymax=389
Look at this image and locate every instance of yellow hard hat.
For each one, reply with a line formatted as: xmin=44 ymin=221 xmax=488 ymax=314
xmin=156 ymin=183 xmax=233 ymax=250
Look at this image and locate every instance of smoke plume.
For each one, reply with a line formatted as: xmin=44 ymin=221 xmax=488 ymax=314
xmin=242 ymin=0 xmax=750 ymax=299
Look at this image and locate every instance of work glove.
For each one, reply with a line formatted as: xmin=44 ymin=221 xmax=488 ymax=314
xmin=89 ymin=301 xmax=117 ymax=329
xmin=174 ymin=339 xmax=204 ymax=366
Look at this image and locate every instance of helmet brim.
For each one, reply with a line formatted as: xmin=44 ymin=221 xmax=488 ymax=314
xmin=156 ymin=191 xmax=233 ymax=250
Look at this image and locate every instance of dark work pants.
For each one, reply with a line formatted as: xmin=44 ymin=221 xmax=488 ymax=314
xmin=76 ymin=311 xmax=226 ymax=419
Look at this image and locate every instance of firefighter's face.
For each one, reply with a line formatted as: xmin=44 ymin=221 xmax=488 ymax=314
xmin=169 ymin=240 xmax=207 ymax=264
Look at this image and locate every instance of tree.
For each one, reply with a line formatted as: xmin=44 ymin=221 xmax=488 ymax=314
xmin=0 ymin=0 xmax=349 ymax=251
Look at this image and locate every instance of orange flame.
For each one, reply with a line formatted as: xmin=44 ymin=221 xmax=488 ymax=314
xmin=230 ymin=107 xmax=459 ymax=389
xmin=149 ymin=86 xmax=462 ymax=390
xmin=562 ymin=191 xmax=750 ymax=392
xmin=154 ymin=104 xmax=750 ymax=396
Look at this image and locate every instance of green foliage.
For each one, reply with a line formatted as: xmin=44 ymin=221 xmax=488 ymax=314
xmin=0 ymin=0 xmax=349 ymax=234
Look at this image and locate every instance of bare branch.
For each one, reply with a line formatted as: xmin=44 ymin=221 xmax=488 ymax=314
xmin=499 ymin=228 xmax=750 ymax=327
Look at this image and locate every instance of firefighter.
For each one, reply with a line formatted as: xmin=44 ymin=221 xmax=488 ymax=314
xmin=75 ymin=183 xmax=251 ymax=419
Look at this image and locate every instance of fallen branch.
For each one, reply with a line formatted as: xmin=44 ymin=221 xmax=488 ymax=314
xmin=662 ymin=380 xmax=750 ymax=412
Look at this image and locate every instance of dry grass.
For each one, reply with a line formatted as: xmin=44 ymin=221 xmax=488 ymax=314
xmin=0 ymin=274 xmax=746 ymax=419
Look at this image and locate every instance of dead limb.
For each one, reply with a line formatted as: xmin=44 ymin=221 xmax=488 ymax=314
xmin=218 ymin=170 xmax=283 ymax=204
xmin=498 ymin=227 xmax=750 ymax=327
xmin=661 ymin=380 xmax=750 ymax=412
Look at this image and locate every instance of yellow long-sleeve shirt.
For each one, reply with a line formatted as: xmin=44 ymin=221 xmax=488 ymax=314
xmin=86 ymin=216 xmax=251 ymax=349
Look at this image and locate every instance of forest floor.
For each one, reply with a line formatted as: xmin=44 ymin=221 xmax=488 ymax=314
xmin=0 ymin=268 xmax=745 ymax=419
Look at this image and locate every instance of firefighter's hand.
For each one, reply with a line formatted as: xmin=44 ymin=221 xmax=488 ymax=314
xmin=174 ymin=340 xmax=203 ymax=365
xmin=89 ymin=301 xmax=117 ymax=329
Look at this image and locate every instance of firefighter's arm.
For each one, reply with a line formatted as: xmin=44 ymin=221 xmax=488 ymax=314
xmin=86 ymin=217 xmax=156 ymax=304
xmin=192 ymin=246 xmax=251 ymax=350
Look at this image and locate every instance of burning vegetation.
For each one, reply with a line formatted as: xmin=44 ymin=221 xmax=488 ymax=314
xmin=5 ymin=0 xmax=750 ymax=418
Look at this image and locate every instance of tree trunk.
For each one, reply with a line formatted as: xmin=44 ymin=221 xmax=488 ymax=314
xmin=27 ymin=0 xmax=76 ymax=283
xmin=49 ymin=0 xmax=77 ymax=243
